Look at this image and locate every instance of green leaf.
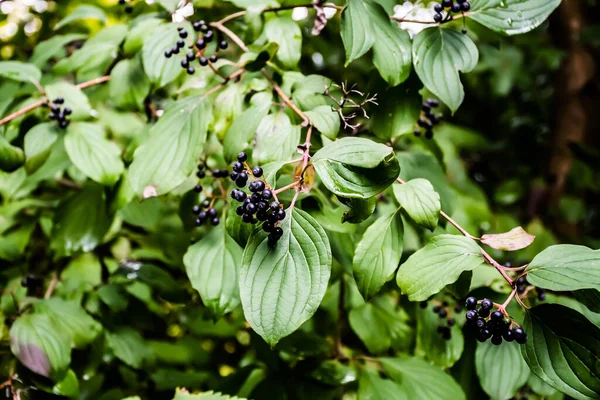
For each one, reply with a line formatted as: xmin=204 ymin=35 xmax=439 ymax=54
xmin=242 ymin=42 xmax=280 ymax=72
xmin=64 ymin=123 xmax=124 ymax=186
xmin=123 ymin=18 xmax=163 ymax=55
xmin=183 ymin=225 xmax=243 ymax=318
xmin=526 ymin=245 xmax=600 ymax=291
xmin=225 ymin=205 xmax=257 ymax=248
xmin=24 ymin=123 xmax=60 ymax=174
xmin=173 ymin=389 xmax=248 ymax=400
xmin=45 ymin=82 xmax=92 ymax=120
xmin=128 ymin=96 xmax=212 ymax=198
xmin=412 ymin=28 xmax=479 ymax=113
xmin=212 ymin=84 xmax=244 ymax=140
xmin=239 ymin=208 xmax=331 ymax=346
xmin=348 ymin=300 xmax=412 ymax=355
xmin=51 ymin=183 xmax=111 ymax=257
xmin=0 ymin=136 xmax=25 ymax=172
xmin=393 ymin=178 xmax=441 ymax=231
xmin=106 ymin=328 xmax=152 ymax=369
xmin=339 ymin=196 xmax=376 ymax=224
xmin=353 ymin=209 xmax=403 ymax=299
xmin=366 ymin=2 xmax=412 ymax=86
xmin=10 ymin=313 xmax=71 ymax=380
xmin=340 ymin=0 xmax=376 ymax=66
xmin=469 ymin=0 xmax=562 ymax=36
xmin=33 ymin=298 xmax=102 ymax=348
xmin=30 ymin=34 xmax=87 ymax=68
xmin=53 ymin=25 xmax=127 ymax=82
xmin=312 ymin=137 xmax=400 ymax=199
xmin=373 ymin=94 xmax=420 ymax=140
xmin=415 ymin=303 xmax=464 ymax=368
xmin=573 ymin=289 xmax=600 ymax=313
xmin=305 ymin=106 xmax=340 ymax=140
xmin=223 ymin=102 xmax=270 ymax=162
xmin=54 ymin=5 xmax=107 ymax=30
xmin=358 ymin=369 xmax=406 ymax=400
xmin=0 ymin=61 xmax=42 ymax=83
xmin=397 ymin=151 xmax=454 ymax=212
xmin=109 ymin=58 xmax=151 ymax=110
xmin=116 ymin=261 xmax=182 ymax=302
xmin=51 ymin=369 xmax=80 ymax=397
xmin=380 ymin=356 xmax=466 ymax=400
xmin=476 ymin=341 xmax=529 ymax=400
xmin=252 ymin=112 xmax=301 ymax=165
xmin=480 ymin=226 xmax=535 ymax=251
xmin=521 ymin=304 xmax=600 ymax=400
xmin=264 ymin=17 xmax=302 ymax=69
xmin=142 ymin=23 xmax=183 ymax=87
xmin=397 ymin=235 xmax=485 ymax=301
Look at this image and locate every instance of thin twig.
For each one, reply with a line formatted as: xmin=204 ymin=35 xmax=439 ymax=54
xmin=44 ymin=274 xmax=59 ymax=299
xmin=273 ymin=180 xmax=301 ymax=195
xmin=396 ymin=177 xmax=513 ymax=285
xmin=214 ymin=4 xmax=343 ymax=25
xmin=0 ymin=75 xmax=111 ymax=127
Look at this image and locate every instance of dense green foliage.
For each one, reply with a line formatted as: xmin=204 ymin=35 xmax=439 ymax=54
xmin=1 ymin=0 xmax=599 ymax=399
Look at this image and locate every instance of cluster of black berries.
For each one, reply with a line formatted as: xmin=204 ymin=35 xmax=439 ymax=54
xmin=433 ymin=1 xmax=470 ymax=23
xmin=421 ymin=299 xmax=461 ymax=340
xmin=118 ymin=0 xmax=134 ymax=14
xmin=230 ymin=152 xmax=286 ymax=245
xmin=163 ymin=22 xmax=229 ymax=75
xmin=464 ymin=297 xmax=528 ymax=345
xmin=515 ymin=276 xmax=545 ymax=301
xmin=191 ymin=164 xmax=229 ymax=227
xmin=48 ymin=97 xmax=71 ymax=129
xmin=414 ymin=99 xmax=442 ymax=139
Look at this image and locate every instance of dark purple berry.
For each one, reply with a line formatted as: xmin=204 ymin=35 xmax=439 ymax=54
xmin=219 ymin=40 xmax=228 ymax=49
xmin=230 ymin=172 xmax=239 ymax=181
xmin=466 ymin=310 xmax=478 ymax=321
xmin=232 ymin=161 xmax=244 ymax=172
xmin=194 ymin=184 xmax=202 ymax=193
xmin=451 ymin=2 xmax=462 ymax=12
xmin=433 ymin=3 xmax=443 ymax=12
xmin=465 ymin=297 xmax=477 ymax=310
xmin=491 ymin=311 xmax=504 ymax=321
xmin=491 ymin=335 xmax=502 ymax=345
xmin=276 ymin=209 xmax=286 ymax=220
xmin=236 ymin=206 xmax=245 ymax=216
xmin=478 ymin=308 xmax=490 ymax=318
xmin=461 ymin=1 xmax=470 ymax=11
xmin=192 ymin=205 xmax=201 ymax=214
xmin=177 ymin=40 xmax=185 ymax=48
xmin=481 ymin=299 xmax=493 ymax=311
xmin=196 ymin=39 xmax=206 ymax=49
xmin=165 ymin=50 xmax=172 ymax=58
xmin=503 ymin=329 xmax=514 ymax=342
xmin=207 ymin=208 xmax=217 ymax=218
xmin=209 ymin=55 xmax=217 ymax=63
xmin=252 ymin=167 xmax=263 ymax=177
xmin=475 ymin=318 xmax=486 ymax=329
xmin=238 ymin=152 xmax=248 ymax=162
xmin=438 ymin=309 xmax=448 ymax=319
xmin=263 ymin=221 xmax=273 ymax=232
xmin=261 ymin=189 xmax=272 ymax=200
xmin=433 ymin=13 xmax=443 ymax=22
xmin=211 ymin=217 xmax=219 ymax=226
xmin=245 ymin=203 xmax=257 ymax=214
xmin=179 ymin=30 xmax=188 ymax=39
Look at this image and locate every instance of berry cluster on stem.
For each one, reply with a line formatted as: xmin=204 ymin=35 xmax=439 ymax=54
xmin=191 ymin=164 xmax=229 ymax=227
xmin=465 ymin=296 xmax=528 ymax=345
xmin=230 ymin=152 xmax=286 ymax=245
xmin=433 ymin=1 xmax=470 ymax=23
xmin=414 ymin=99 xmax=442 ymax=139
xmin=164 ymin=22 xmax=229 ymax=76
xmin=47 ymin=97 xmax=71 ymax=129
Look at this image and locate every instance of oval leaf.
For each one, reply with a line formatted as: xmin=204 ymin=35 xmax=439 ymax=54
xmin=469 ymin=0 xmax=562 ymax=36
xmin=64 ymin=123 xmax=124 ymax=186
xmin=480 ymin=226 xmax=535 ymax=251
xmin=0 ymin=61 xmax=41 ymax=83
xmin=380 ymin=356 xmax=466 ymax=400
xmin=0 ymin=136 xmax=25 ymax=173
xmin=10 ymin=313 xmax=71 ymax=380
xmin=397 ymin=235 xmax=485 ymax=301
xmin=142 ymin=23 xmax=184 ymax=87
xmin=476 ymin=341 xmax=529 ymax=400
xmin=312 ymin=137 xmax=400 ymax=199
xmin=24 ymin=123 xmax=60 ymax=173
xmin=223 ymin=102 xmax=270 ymax=162
xmin=353 ymin=209 xmax=404 ymax=300
xmin=358 ymin=369 xmax=406 ymax=400
xmin=128 ymin=96 xmax=212 ymax=197
xmin=253 ymin=112 xmax=301 ymax=165
xmin=526 ymin=244 xmax=600 ymax=291
xmin=109 ymin=57 xmax=151 ymax=110
xmin=521 ymin=304 xmax=600 ymax=400
xmin=183 ymin=225 xmax=243 ymax=318
xmin=340 ymin=0 xmax=375 ymax=66
xmin=305 ymin=106 xmax=340 ymax=140
xmin=366 ymin=2 xmax=412 ymax=86
xmin=264 ymin=17 xmax=302 ymax=69
xmin=33 ymin=298 xmax=102 ymax=348
xmin=393 ymin=178 xmax=440 ymax=231
xmin=412 ymin=28 xmax=479 ymax=113
xmin=54 ymin=5 xmax=107 ymax=30
xmin=239 ymin=208 xmax=332 ymax=346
